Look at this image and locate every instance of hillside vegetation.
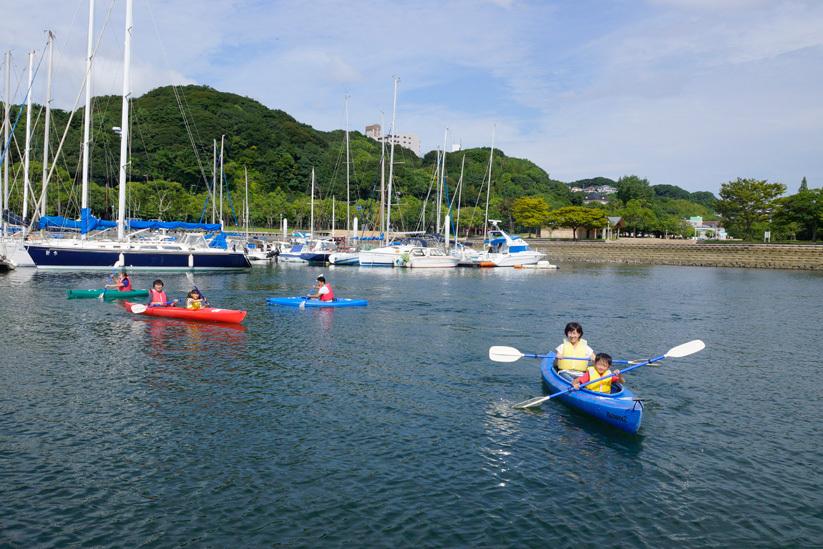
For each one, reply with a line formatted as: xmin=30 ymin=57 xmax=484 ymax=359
xmin=5 ymin=85 xmax=716 ymax=234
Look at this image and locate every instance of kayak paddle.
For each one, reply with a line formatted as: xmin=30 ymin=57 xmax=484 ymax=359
xmin=130 ymin=304 xmax=148 ymax=314
xmin=512 ymin=339 xmax=706 ymax=410
xmin=488 ymin=345 xmax=633 ymax=365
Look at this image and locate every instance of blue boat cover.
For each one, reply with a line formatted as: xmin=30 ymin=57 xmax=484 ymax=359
xmin=38 ymin=208 xmax=222 ymax=233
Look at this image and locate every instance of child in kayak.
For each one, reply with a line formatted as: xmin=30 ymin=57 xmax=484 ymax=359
xmin=571 ymin=353 xmax=625 ymax=394
xmin=554 ymin=322 xmax=595 ymax=377
xmin=185 ymin=288 xmax=207 ymax=310
xmin=147 ymin=279 xmax=177 ymax=307
xmin=105 ymin=271 xmax=131 ymax=292
xmin=306 ymin=274 xmax=334 ymax=302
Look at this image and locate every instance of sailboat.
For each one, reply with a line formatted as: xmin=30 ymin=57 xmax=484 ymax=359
xmin=328 ymin=96 xmax=361 ymax=266
xmin=357 ymin=77 xmax=416 ymax=267
xmin=23 ymin=0 xmax=250 ymax=270
xmin=0 ymin=49 xmax=36 ymax=267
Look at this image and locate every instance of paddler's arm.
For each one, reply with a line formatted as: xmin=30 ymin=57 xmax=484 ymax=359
xmin=572 ymin=372 xmax=589 ymax=390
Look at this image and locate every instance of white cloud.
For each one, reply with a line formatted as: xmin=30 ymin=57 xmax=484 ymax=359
xmin=3 ymin=0 xmax=823 ymax=193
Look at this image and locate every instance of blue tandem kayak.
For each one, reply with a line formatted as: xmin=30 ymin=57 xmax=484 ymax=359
xmin=266 ymin=297 xmax=368 ymax=308
xmin=541 ymin=353 xmax=643 ymax=434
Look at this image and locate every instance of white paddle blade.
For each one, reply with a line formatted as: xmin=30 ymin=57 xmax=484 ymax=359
xmin=130 ymin=304 xmax=147 ymax=314
xmin=513 ymin=395 xmax=551 ymax=409
xmin=488 ymin=346 xmax=524 ymax=363
xmin=299 ymin=300 xmax=306 ymax=309
xmin=665 ymin=339 xmax=706 ymax=358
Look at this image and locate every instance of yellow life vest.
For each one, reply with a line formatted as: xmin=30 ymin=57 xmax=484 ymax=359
xmin=557 ymin=338 xmax=592 ymax=372
xmin=585 ymin=366 xmax=613 ymax=394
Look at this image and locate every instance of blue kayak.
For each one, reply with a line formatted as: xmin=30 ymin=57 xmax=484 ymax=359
xmin=541 ymin=353 xmax=643 ymax=434
xmin=266 ymin=297 xmax=368 ymax=308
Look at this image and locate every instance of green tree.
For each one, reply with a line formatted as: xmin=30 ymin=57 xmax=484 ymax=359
xmin=773 ymin=188 xmax=823 ymax=241
xmin=616 ymin=175 xmax=654 ymax=204
xmin=620 ymin=199 xmax=657 ymax=236
xmin=546 ymin=206 xmax=604 ymax=240
xmin=512 ymin=196 xmax=550 ymax=236
xmin=582 ymin=208 xmax=608 ymax=236
xmin=716 ymin=178 xmax=786 ymax=240
xmin=653 ymin=184 xmax=691 ymax=200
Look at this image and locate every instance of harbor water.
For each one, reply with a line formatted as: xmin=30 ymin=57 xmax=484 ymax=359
xmin=1 ymin=264 xmax=821 ymax=547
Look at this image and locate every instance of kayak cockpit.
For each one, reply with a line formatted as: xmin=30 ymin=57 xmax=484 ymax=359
xmin=554 ymin=366 xmax=628 ymax=397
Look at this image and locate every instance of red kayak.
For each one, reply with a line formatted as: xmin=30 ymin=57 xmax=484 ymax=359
xmin=124 ymin=301 xmax=247 ymax=324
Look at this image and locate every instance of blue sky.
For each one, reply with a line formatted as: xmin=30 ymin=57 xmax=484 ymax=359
xmin=3 ymin=0 xmax=823 ymax=193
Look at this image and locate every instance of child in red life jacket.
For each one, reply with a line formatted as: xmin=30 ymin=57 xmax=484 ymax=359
xmin=571 ymin=353 xmax=625 ymax=394
xmin=147 ymin=279 xmax=177 ymax=307
xmin=307 ymin=274 xmax=334 ymax=302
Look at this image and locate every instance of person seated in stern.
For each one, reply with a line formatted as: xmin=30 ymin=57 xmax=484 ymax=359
xmin=306 ymin=274 xmax=334 ymax=302
xmin=571 ymin=353 xmax=625 ymax=393
xmin=147 ymin=279 xmax=177 ymax=307
xmin=554 ymin=322 xmax=595 ymax=379
xmin=105 ymin=271 xmax=131 ymax=292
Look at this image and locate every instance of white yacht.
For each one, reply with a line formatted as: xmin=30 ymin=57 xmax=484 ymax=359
xmin=474 ymin=220 xmax=545 ymax=267
xmin=400 ymin=246 xmax=459 ymax=268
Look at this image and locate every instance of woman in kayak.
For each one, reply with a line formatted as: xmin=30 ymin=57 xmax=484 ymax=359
xmin=554 ymin=322 xmax=595 ymax=378
xmin=185 ymin=288 xmax=207 ymax=310
xmin=306 ymin=274 xmax=334 ymax=302
xmin=105 ymin=271 xmax=131 ymax=292
xmin=571 ymin=353 xmax=625 ymax=393
xmin=147 ymin=279 xmax=177 ymax=307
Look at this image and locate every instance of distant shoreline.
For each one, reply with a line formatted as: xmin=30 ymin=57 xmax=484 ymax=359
xmin=521 ymin=238 xmax=823 ymax=271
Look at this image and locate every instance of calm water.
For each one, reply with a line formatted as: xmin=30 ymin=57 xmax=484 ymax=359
xmin=1 ymin=263 xmax=821 ymax=547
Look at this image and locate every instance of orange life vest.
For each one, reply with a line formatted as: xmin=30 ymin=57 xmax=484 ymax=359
xmin=149 ymin=288 xmax=168 ymax=305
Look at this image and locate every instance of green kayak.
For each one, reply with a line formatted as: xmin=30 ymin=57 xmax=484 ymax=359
xmin=66 ymin=288 xmax=149 ymax=300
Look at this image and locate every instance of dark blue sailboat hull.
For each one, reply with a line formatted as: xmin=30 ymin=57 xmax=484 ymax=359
xmin=25 ymin=244 xmax=251 ymax=271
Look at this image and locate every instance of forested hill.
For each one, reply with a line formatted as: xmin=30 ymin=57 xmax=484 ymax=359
xmin=6 ymin=84 xmax=714 ymax=231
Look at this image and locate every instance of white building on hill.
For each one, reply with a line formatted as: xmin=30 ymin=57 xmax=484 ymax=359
xmin=365 ymin=124 xmax=421 ymax=156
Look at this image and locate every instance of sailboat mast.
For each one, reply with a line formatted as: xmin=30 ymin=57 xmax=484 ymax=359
xmin=309 ymin=167 xmax=315 ymax=237
xmin=482 ymin=126 xmax=496 ymax=247
xmin=454 ymin=154 xmax=465 ymax=248
xmin=116 ymin=0 xmax=132 ymax=241
xmin=379 ymin=111 xmax=385 ymax=236
xmin=345 ymin=95 xmax=350 ymax=236
xmin=23 ymin=50 xmax=34 ymax=221
xmin=332 ymin=196 xmax=336 ymax=238
xmin=40 ymin=31 xmax=54 ymax=217
xmin=2 ymin=51 xmax=10 ymax=236
xmin=384 ymin=76 xmax=398 ymax=246
xmin=80 ymin=0 xmax=94 ymax=221
xmin=244 ymin=165 xmax=249 ymax=241
xmin=219 ymin=134 xmax=224 ymax=229
xmin=436 ymin=128 xmax=447 ymax=234
xmin=211 ymin=139 xmax=216 ymax=224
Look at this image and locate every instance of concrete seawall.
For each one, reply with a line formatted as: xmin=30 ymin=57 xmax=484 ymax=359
xmin=521 ymin=239 xmax=823 ymax=271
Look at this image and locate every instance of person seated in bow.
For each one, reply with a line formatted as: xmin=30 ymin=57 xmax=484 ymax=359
xmin=185 ymin=288 xmax=207 ymax=310
xmin=571 ymin=353 xmax=625 ymax=393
